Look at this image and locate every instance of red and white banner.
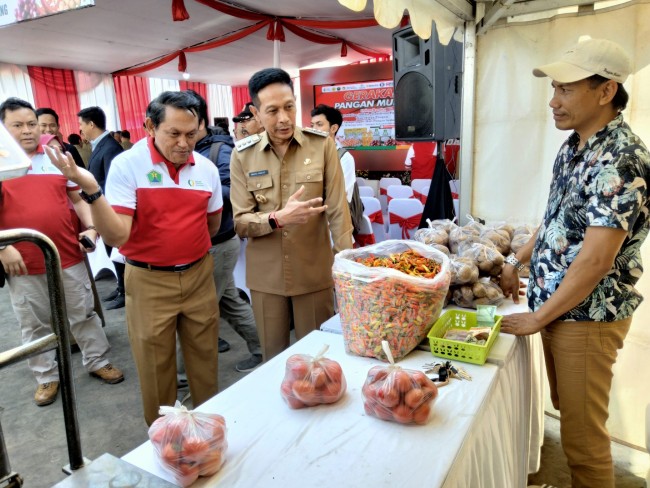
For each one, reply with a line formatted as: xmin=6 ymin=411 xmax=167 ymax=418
xmin=314 ymin=80 xmax=400 ymax=151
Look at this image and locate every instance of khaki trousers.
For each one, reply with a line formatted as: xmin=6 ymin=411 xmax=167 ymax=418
xmin=250 ymin=288 xmax=334 ymax=361
xmin=541 ymin=318 xmax=631 ymax=488
xmin=125 ymin=254 xmax=219 ymax=426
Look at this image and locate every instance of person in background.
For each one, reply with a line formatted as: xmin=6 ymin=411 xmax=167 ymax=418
xmin=67 ymin=133 xmax=90 ymax=168
xmin=36 ymin=107 xmax=85 ymax=168
xmin=230 ymin=68 xmax=353 ymax=361
xmin=47 ymin=91 xmax=223 ymax=426
xmin=184 ymin=89 xmax=262 ymax=372
xmin=310 ymin=104 xmax=355 ymax=203
xmin=0 ymin=97 xmax=124 ymax=407
xmin=232 ymin=102 xmax=263 ymax=139
xmin=120 ymin=130 xmax=133 ymax=150
xmin=78 ymin=106 xmax=125 ymax=310
xmin=500 ymin=38 xmax=650 ymax=488
xmin=112 ymin=131 xmax=122 ymax=145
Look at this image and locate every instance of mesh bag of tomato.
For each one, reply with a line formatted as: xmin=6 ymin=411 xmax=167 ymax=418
xmin=333 ymin=240 xmax=451 ymax=361
xmin=148 ymin=401 xmax=227 ymax=487
xmin=281 ymin=345 xmax=347 ymax=409
xmin=362 ymin=341 xmax=439 ymax=425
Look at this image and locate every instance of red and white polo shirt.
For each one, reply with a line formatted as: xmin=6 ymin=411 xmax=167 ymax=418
xmin=106 ymin=137 xmax=222 ymax=266
xmin=0 ymin=147 xmax=83 ymax=274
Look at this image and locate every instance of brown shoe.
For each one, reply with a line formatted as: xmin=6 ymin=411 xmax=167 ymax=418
xmin=90 ymin=364 xmax=124 ymax=384
xmin=35 ymin=382 xmax=59 ymax=406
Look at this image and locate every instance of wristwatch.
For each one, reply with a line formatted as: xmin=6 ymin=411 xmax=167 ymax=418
xmin=268 ymin=212 xmax=282 ymax=230
xmin=79 ymin=187 xmax=103 ymax=204
xmin=505 ymin=254 xmax=525 ymax=272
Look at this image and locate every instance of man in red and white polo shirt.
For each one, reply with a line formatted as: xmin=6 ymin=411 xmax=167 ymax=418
xmin=0 ymin=97 xmax=124 ymax=407
xmin=47 ymin=91 xmax=223 ymax=425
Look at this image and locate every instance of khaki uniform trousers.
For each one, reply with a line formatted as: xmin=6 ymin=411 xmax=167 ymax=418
xmin=250 ymin=288 xmax=334 ymax=361
xmin=541 ymin=318 xmax=631 ymax=488
xmin=125 ymin=254 xmax=219 ymax=426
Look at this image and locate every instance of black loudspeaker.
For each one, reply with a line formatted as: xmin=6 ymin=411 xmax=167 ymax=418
xmin=392 ymin=24 xmax=463 ymax=141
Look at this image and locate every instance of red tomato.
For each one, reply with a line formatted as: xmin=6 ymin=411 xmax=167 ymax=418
xmin=373 ymin=402 xmax=394 ymax=421
xmin=411 ymin=371 xmax=430 ymax=387
xmin=281 ymin=380 xmax=306 ymax=409
xmin=404 ymin=388 xmax=425 ymax=409
xmin=287 ymin=355 xmax=310 ymax=380
xmin=292 ymin=379 xmax=316 ymax=403
xmin=323 ymin=360 xmax=343 ymax=383
xmin=412 ymin=403 xmax=431 ymax=425
xmin=320 ymin=380 xmax=343 ymax=403
xmin=368 ymin=366 xmax=387 ymax=382
xmin=198 ymin=449 xmax=224 ymax=476
xmin=175 ymin=462 xmax=200 ymax=487
xmin=377 ymin=383 xmax=399 ymax=408
xmin=392 ymin=404 xmax=413 ymax=424
xmin=148 ymin=424 xmax=166 ymax=448
xmin=181 ymin=437 xmax=210 ymax=461
xmin=161 ymin=443 xmax=180 ymax=467
xmin=311 ymin=367 xmax=327 ymax=388
xmin=392 ymin=370 xmax=414 ymax=393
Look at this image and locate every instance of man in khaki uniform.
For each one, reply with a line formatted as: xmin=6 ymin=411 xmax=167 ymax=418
xmin=230 ymin=68 xmax=353 ymax=360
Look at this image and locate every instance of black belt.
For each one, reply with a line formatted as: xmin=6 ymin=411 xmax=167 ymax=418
xmin=125 ymin=256 xmax=203 ymax=272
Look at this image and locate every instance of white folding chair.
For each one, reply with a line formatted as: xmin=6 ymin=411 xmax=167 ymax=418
xmin=354 ymin=215 xmax=376 ymax=248
xmin=386 ymin=185 xmax=413 ymax=204
xmin=378 ymin=177 xmax=401 ymax=213
xmin=356 ymin=176 xmax=368 ymax=187
xmin=388 ymin=198 xmax=423 ymax=240
xmin=411 ymin=178 xmax=431 ymax=204
xmin=358 ymin=186 xmax=374 ymax=198
xmin=361 ymin=196 xmax=386 ymax=243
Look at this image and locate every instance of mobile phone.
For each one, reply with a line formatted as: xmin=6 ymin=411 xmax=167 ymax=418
xmin=79 ymin=235 xmax=96 ymax=251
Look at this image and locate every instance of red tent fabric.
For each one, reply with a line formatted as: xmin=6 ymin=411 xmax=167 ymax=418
xmin=231 ymin=85 xmax=249 ymax=116
xmin=113 ymin=75 xmax=150 ymax=142
xmin=27 ymin=66 xmax=81 ymax=140
xmin=179 ymin=80 xmax=207 ymax=102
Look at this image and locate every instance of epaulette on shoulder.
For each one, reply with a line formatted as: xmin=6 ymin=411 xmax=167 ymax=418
xmin=235 ymin=134 xmax=261 ymax=152
xmin=302 ymin=127 xmax=328 ymax=137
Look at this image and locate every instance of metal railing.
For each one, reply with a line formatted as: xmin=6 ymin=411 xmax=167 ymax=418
xmin=0 ymin=229 xmax=86 ymax=483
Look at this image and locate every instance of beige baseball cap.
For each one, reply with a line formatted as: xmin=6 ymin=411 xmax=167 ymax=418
xmin=533 ymin=38 xmax=632 ymax=83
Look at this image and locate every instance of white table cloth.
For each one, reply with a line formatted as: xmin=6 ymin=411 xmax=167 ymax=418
xmin=320 ymin=300 xmax=545 ymax=486
xmin=123 ymin=329 xmax=529 ymax=487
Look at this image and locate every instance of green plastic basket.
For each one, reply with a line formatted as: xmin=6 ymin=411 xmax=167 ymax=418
xmin=426 ymin=310 xmax=502 ymax=365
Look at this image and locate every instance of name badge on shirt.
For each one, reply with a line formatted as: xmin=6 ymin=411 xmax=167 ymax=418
xmin=249 ymin=170 xmax=269 ymax=177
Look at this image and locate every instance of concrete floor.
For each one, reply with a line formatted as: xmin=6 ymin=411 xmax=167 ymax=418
xmin=0 ymin=275 xmax=648 ymax=487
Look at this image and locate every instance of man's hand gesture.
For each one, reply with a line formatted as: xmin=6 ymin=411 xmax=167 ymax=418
xmin=276 ymin=186 xmax=327 ymax=226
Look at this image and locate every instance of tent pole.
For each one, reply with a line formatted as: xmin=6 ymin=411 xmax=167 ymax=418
xmin=273 ymin=40 xmax=281 ymax=68
xmin=458 ymin=21 xmax=476 ymax=226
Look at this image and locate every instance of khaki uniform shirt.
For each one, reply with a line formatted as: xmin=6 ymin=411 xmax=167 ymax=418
xmin=230 ymin=127 xmax=353 ymax=296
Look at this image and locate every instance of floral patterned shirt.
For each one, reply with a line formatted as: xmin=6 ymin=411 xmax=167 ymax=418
xmin=528 ymin=115 xmax=650 ymax=321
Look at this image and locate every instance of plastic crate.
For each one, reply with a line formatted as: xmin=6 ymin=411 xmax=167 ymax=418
xmin=426 ymin=310 xmax=502 ymax=365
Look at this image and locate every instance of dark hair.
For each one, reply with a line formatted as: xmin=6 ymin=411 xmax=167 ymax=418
xmin=248 ymin=68 xmax=293 ymax=107
xmin=0 ymin=97 xmax=36 ymax=123
xmin=311 ymin=104 xmax=343 ymax=135
xmin=35 ymin=107 xmax=59 ymax=124
xmin=77 ymin=106 xmax=107 ymax=130
xmin=184 ymin=89 xmax=208 ymax=128
xmin=146 ymin=91 xmax=200 ymax=129
xmin=121 ymin=130 xmax=130 ymax=138
xmin=68 ymin=133 xmax=82 ymax=145
xmin=588 ymin=74 xmax=629 ymax=112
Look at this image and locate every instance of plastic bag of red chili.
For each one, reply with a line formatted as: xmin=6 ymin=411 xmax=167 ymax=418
xmin=148 ymin=401 xmax=227 ymax=486
xmin=280 ymin=345 xmax=347 ymax=409
xmin=333 ymin=240 xmax=450 ymax=361
xmin=362 ymin=341 xmax=439 ymax=425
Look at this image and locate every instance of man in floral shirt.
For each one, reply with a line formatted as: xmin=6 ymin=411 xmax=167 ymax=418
xmin=501 ymin=39 xmax=649 ymax=488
